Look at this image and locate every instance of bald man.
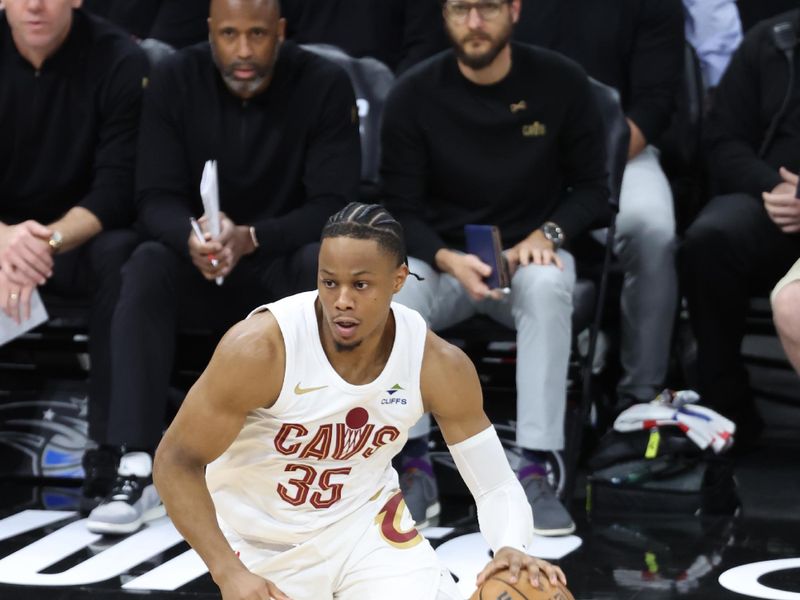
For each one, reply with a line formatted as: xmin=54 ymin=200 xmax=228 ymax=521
xmin=85 ymin=0 xmax=361 ymax=535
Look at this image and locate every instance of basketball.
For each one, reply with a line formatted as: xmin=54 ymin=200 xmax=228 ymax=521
xmin=470 ymin=569 xmax=576 ymax=600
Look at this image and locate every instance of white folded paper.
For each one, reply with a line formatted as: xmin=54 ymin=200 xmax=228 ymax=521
xmin=0 ymin=289 xmax=49 ymax=347
xmin=200 ymin=159 xmax=224 ymax=286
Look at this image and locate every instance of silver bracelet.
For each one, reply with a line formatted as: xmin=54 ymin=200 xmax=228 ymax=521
xmin=249 ymin=226 xmax=260 ymax=249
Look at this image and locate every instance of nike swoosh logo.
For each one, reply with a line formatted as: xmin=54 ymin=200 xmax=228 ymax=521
xmin=294 ymin=383 xmax=328 ymax=395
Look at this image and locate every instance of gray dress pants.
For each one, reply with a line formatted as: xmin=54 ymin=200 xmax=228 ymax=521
xmin=397 ymin=253 xmax=576 ymax=451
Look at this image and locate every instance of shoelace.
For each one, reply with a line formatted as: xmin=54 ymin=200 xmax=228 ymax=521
xmin=109 ymin=477 xmax=142 ymax=502
xmin=400 ymin=469 xmax=418 ymax=490
xmin=523 ymin=476 xmax=555 ymax=501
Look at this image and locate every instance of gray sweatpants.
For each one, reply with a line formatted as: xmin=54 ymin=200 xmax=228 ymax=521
xmin=614 ymin=145 xmax=678 ymax=402
xmin=397 ymin=253 xmax=576 ymax=451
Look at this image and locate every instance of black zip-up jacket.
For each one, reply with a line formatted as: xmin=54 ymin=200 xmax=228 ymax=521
xmin=135 ymin=41 xmax=361 ymax=258
xmin=281 ymin=0 xmax=446 ymax=74
xmin=704 ymin=9 xmax=800 ymax=197
xmin=380 ymin=44 xmax=611 ymax=267
xmin=0 ymin=9 xmax=147 ymax=228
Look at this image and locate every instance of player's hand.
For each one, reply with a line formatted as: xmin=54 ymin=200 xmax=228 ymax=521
xmin=188 ymin=217 xmax=226 ymax=281
xmin=505 ymin=230 xmax=563 ymax=274
xmin=217 ymin=568 xmax=293 ymax=600
xmin=435 ymin=248 xmax=504 ymax=301
xmin=0 ymin=220 xmax=54 ymax=286
xmin=0 ymin=268 xmax=36 ymax=324
xmin=476 ymin=547 xmax=567 ymax=589
xmin=763 ymin=167 xmax=800 ymax=234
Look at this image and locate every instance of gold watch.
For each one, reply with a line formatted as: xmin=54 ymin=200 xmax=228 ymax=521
xmin=49 ymin=231 xmax=64 ymax=254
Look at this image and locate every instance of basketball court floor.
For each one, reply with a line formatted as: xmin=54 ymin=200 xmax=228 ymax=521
xmin=0 ymin=430 xmax=796 ymax=600
xmin=0 ymin=322 xmax=798 ymax=599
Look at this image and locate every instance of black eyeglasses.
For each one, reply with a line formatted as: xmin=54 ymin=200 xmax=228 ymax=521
xmin=444 ymin=1 xmax=510 ymax=23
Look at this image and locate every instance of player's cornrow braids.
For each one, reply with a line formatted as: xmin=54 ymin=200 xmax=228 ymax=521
xmin=322 ymin=203 xmax=424 ymax=280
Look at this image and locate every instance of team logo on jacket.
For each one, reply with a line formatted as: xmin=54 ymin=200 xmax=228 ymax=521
xmin=522 ymin=121 xmax=547 ymax=137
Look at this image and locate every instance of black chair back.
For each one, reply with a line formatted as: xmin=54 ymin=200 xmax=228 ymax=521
xmin=302 ymin=44 xmax=395 ymax=185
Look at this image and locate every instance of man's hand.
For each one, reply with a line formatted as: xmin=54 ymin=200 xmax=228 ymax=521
xmin=216 ymin=568 xmax=293 ymax=600
xmin=763 ymin=167 xmax=800 ymax=233
xmin=188 ymin=217 xmax=227 ymax=281
xmin=0 ymin=268 xmax=36 ymax=324
xmin=188 ymin=214 xmax=257 ymax=281
xmin=435 ymin=248 xmax=503 ymax=301
xmin=505 ymin=230 xmax=563 ymax=275
xmin=476 ymin=547 xmax=567 ymax=589
xmin=0 ymin=221 xmax=54 ymax=286
xmin=216 ymin=216 xmax=258 ymax=277
xmin=626 ymin=118 xmax=647 ymax=160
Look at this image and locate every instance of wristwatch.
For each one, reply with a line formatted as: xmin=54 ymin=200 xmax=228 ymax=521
xmin=48 ymin=231 xmax=64 ymax=254
xmin=540 ymin=221 xmax=564 ymax=250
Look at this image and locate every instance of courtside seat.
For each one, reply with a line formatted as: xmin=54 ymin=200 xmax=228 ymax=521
xmin=301 ymin=43 xmax=395 ymax=201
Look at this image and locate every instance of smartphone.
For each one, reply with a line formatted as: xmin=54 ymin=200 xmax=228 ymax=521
xmin=464 ymin=224 xmax=511 ymax=293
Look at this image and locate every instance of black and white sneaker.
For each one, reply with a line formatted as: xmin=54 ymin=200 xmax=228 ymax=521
xmin=87 ymin=452 xmax=165 ymax=535
xmin=80 ymin=447 xmax=121 ymax=515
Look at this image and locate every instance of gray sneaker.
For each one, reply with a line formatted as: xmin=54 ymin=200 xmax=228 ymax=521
xmin=521 ymin=475 xmax=576 ymax=536
xmin=87 ymin=452 xmax=166 ymax=535
xmin=399 ymin=458 xmax=440 ymax=528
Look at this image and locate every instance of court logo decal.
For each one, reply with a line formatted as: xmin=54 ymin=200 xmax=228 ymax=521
xmin=719 ymin=558 xmax=800 ymax=599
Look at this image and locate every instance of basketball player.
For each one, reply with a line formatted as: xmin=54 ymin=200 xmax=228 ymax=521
xmin=154 ymin=203 xmax=567 ymax=599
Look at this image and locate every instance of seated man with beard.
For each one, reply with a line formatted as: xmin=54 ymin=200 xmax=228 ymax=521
xmin=382 ymin=0 xmax=611 ymax=536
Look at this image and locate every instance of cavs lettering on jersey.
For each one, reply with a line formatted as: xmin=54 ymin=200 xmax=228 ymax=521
xmin=206 ymin=291 xmax=427 ymax=545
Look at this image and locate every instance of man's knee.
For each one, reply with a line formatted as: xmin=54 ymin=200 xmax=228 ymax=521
xmin=679 ymin=195 xmax=755 ymax=270
xmin=120 ymin=241 xmax=180 ymax=298
xmin=512 ymin=264 xmax=574 ymax=311
xmin=88 ymin=229 xmax=140 ymax=277
xmin=773 ymin=281 xmax=800 ymax=338
xmin=615 ymin=196 xmax=676 ymax=260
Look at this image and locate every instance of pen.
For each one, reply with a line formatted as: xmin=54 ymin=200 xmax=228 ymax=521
xmin=189 ymin=217 xmax=219 ymax=268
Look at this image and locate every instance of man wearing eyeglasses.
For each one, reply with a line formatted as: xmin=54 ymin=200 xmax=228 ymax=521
xmin=382 ymin=0 xmax=611 ymax=536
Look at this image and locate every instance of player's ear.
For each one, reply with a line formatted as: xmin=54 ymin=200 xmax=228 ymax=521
xmin=393 ymin=263 xmax=409 ymax=294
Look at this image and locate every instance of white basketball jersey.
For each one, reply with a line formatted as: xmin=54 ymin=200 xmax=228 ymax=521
xmin=206 ymin=291 xmax=427 ymax=545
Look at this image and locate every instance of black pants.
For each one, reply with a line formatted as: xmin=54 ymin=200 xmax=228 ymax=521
xmin=44 ymin=230 xmax=140 ymax=443
xmin=679 ymin=193 xmax=800 ymax=419
xmin=105 ymin=240 xmax=319 ymax=450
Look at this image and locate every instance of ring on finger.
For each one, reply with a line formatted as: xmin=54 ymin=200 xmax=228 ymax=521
xmin=9 ymin=292 xmax=19 ymax=302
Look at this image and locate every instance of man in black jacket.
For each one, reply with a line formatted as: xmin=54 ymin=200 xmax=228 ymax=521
xmin=515 ymin=0 xmax=685 ymax=411
xmin=85 ymin=0 xmax=361 ymax=535
xmin=83 ymin=0 xmax=209 ymax=49
xmin=679 ymin=9 xmax=800 ymax=442
xmin=281 ymin=0 xmax=447 ymax=74
xmin=0 ymin=0 xmax=147 ymax=501
xmin=382 ymin=0 xmax=610 ymax=536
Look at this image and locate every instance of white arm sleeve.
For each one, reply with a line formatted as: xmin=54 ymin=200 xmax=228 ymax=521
xmin=448 ymin=425 xmax=534 ymax=553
